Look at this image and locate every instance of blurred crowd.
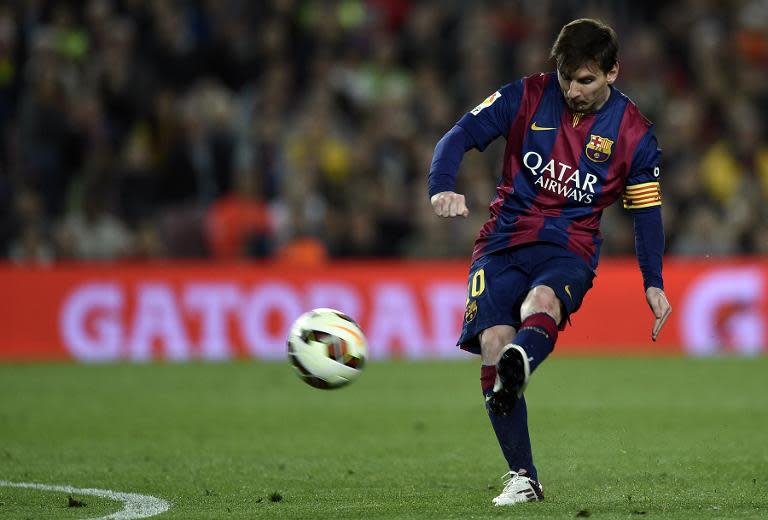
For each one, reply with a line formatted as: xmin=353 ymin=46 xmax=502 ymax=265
xmin=0 ymin=0 xmax=766 ymax=264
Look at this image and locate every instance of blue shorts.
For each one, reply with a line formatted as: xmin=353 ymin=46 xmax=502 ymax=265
xmin=459 ymin=243 xmax=595 ymax=354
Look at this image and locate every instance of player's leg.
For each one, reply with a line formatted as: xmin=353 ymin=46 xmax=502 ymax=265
xmin=486 ymin=288 xmax=564 ymax=417
xmin=513 ymin=284 xmax=563 ymax=372
xmin=459 ymin=251 xmax=536 ymax=492
xmin=488 ymin=245 xmax=594 ymax=416
xmin=457 ymin=250 xmax=544 ymax=504
xmin=479 ymin=325 xmax=537 ymax=478
xmin=480 ymin=327 xmax=544 ymax=505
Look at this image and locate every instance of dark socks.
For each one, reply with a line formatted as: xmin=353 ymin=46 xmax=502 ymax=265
xmin=479 ymin=314 xmax=558 ymax=480
xmin=513 ymin=313 xmax=559 ymax=372
xmin=481 ymin=365 xmax=537 ymax=480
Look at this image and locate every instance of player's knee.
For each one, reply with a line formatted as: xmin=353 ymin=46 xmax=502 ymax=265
xmin=479 ymin=325 xmax=517 ymax=365
xmin=521 ymin=285 xmax=562 ymax=323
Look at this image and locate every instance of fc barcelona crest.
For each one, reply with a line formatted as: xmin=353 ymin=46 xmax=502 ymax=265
xmin=464 ymin=300 xmax=478 ymax=323
xmin=585 ymin=134 xmax=614 ymax=163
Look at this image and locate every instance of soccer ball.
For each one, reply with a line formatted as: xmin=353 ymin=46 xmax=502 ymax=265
xmin=287 ymin=308 xmax=367 ymax=389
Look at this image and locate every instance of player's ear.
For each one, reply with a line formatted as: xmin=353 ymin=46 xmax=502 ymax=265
xmin=606 ymin=62 xmax=619 ymax=85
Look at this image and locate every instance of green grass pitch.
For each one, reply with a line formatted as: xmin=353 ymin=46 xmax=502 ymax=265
xmin=1 ymin=357 xmax=767 ymax=519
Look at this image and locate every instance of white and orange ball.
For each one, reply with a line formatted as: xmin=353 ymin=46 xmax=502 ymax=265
xmin=287 ymin=308 xmax=367 ymax=389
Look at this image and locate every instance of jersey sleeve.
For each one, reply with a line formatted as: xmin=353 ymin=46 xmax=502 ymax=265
xmin=632 ymin=207 xmax=665 ymax=290
xmin=625 ymin=127 xmax=665 ymax=290
xmin=428 ymin=125 xmax=474 ymax=197
xmin=623 ymin=129 xmax=662 ymax=209
xmin=456 ymin=80 xmax=523 ymax=151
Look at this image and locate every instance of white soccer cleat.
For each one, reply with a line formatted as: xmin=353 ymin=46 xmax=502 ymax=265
xmin=492 ymin=470 xmax=544 ymax=505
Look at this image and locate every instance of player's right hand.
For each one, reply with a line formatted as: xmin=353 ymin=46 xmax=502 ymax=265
xmin=430 ymin=191 xmax=469 ymax=218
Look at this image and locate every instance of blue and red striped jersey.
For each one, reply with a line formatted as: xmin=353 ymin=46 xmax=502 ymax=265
xmin=454 ymin=72 xmax=662 ymax=270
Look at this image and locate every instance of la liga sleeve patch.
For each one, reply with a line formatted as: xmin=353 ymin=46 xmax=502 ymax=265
xmin=470 ymin=90 xmax=501 ymax=115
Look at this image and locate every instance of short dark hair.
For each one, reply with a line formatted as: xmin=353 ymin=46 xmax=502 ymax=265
xmin=550 ymin=19 xmax=618 ymax=76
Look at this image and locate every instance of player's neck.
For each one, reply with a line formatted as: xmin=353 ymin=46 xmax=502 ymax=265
xmin=592 ymin=86 xmax=613 ymax=112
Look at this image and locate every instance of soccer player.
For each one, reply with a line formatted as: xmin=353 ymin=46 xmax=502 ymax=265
xmin=428 ymin=18 xmax=671 ymax=505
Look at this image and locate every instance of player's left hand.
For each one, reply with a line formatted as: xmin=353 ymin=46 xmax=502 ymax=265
xmin=645 ymin=286 xmax=671 ymax=342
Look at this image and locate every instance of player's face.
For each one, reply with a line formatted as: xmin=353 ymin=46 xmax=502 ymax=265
xmin=557 ymin=62 xmax=619 ymax=113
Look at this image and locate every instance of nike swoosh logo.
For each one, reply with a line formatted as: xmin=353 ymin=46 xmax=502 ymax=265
xmin=564 ymin=285 xmax=573 ymax=301
xmin=531 ymin=122 xmax=557 ymax=131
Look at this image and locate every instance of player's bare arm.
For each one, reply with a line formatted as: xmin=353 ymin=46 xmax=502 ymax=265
xmin=646 ymin=286 xmax=671 ymax=342
xmin=430 ymin=191 xmax=469 ymax=218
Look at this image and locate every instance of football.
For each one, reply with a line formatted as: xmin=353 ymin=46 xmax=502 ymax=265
xmin=287 ymin=308 xmax=367 ymax=389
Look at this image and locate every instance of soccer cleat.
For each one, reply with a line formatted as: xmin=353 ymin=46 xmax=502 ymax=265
xmin=485 ymin=344 xmax=530 ymax=415
xmin=492 ymin=469 xmax=544 ymax=505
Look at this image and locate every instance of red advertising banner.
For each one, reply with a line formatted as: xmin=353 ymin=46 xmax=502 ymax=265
xmin=0 ymin=259 xmax=766 ymax=361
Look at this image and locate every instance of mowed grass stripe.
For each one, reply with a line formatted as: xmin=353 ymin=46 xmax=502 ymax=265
xmin=0 ymin=357 xmax=766 ymax=519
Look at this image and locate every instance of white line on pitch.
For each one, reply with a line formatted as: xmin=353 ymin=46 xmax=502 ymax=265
xmin=0 ymin=480 xmax=171 ymax=519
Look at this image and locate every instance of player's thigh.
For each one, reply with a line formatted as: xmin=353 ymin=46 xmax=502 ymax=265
xmin=458 ymin=251 xmax=529 ymax=355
